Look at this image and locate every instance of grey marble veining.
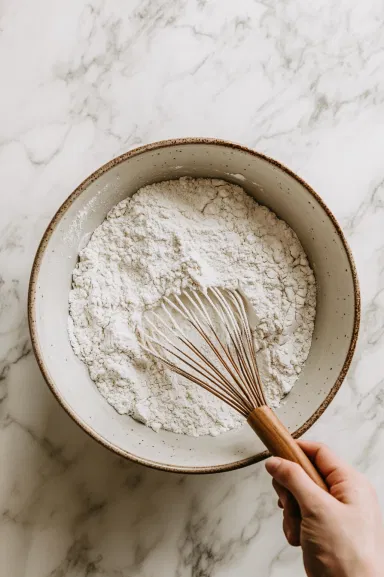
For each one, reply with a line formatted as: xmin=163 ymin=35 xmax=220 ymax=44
xmin=1 ymin=0 xmax=384 ymax=575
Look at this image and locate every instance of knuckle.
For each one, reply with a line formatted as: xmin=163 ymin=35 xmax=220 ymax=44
xmin=315 ymin=442 xmax=326 ymax=450
xmin=349 ymin=477 xmax=377 ymax=501
xmin=314 ymin=443 xmax=328 ymax=461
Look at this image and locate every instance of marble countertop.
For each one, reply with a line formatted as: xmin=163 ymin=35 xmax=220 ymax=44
xmin=1 ymin=1 xmax=384 ymax=575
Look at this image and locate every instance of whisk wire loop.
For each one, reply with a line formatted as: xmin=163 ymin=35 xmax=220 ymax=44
xmin=140 ymin=288 xmax=266 ymax=416
xmin=142 ymin=297 xmax=252 ymax=415
xmin=165 ymin=290 xmax=256 ymax=413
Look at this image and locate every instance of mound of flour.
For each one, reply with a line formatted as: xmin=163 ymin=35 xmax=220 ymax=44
xmin=68 ymin=177 xmax=316 ymax=437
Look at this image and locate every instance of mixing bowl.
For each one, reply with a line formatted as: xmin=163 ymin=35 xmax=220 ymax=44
xmin=28 ymin=138 xmax=360 ymax=473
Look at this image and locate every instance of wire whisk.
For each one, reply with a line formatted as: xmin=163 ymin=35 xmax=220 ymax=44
xmin=140 ymin=287 xmax=327 ymax=490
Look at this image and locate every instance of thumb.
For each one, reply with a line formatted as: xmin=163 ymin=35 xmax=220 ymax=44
xmin=266 ymin=457 xmax=330 ymax=514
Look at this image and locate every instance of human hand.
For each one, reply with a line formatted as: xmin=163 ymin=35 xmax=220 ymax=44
xmin=265 ymin=441 xmax=384 ymax=577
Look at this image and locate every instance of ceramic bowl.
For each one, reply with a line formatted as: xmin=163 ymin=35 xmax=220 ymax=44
xmin=28 ymin=138 xmax=360 ymax=473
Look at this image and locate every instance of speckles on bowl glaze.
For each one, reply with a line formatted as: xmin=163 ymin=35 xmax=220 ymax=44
xmin=28 ymin=137 xmax=360 ymax=473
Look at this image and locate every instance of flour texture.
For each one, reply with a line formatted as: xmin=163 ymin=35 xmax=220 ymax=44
xmin=68 ymin=178 xmax=316 ymax=437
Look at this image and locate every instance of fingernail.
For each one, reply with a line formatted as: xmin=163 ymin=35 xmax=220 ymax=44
xmin=265 ymin=457 xmax=283 ymax=475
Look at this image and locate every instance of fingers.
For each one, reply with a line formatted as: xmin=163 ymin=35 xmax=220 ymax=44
xmin=297 ymin=441 xmax=354 ymax=481
xmin=272 ymin=479 xmax=289 ymax=507
xmin=283 ymin=514 xmax=301 ymax=547
xmin=266 ymin=456 xmax=331 ymax=514
xmin=272 ymin=480 xmax=301 ymax=546
xmin=273 ymin=479 xmax=298 ymax=514
xmin=297 ymin=441 xmax=362 ymax=502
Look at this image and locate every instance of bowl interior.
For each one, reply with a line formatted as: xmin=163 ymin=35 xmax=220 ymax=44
xmin=30 ymin=141 xmax=358 ymax=472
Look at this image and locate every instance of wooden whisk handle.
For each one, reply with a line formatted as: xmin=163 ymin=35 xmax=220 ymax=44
xmin=248 ymin=406 xmax=328 ymax=491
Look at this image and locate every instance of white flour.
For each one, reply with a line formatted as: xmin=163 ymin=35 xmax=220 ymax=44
xmin=68 ymin=178 xmax=316 ymax=437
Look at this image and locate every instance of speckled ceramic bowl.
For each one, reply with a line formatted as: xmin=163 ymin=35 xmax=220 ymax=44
xmin=28 ymin=138 xmax=360 ymax=473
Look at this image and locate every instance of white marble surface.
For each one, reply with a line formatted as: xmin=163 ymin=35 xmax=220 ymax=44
xmin=1 ymin=0 xmax=384 ymax=575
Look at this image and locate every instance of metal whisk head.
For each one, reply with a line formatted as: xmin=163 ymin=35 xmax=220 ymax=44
xmin=139 ymin=289 xmax=329 ymax=492
xmin=139 ymin=287 xmax=267 ymax=417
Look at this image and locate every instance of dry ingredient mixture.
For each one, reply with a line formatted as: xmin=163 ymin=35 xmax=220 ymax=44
xmin=68 ymin=178 xmax=316 ymax=437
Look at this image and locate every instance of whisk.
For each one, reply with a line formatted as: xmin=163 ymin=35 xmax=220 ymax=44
xmin=140 ymin=287 xmax=326 ymax=490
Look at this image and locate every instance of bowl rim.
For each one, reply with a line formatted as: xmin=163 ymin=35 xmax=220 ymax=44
xmin=28 ymin=137 xmax=361 ymax=474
